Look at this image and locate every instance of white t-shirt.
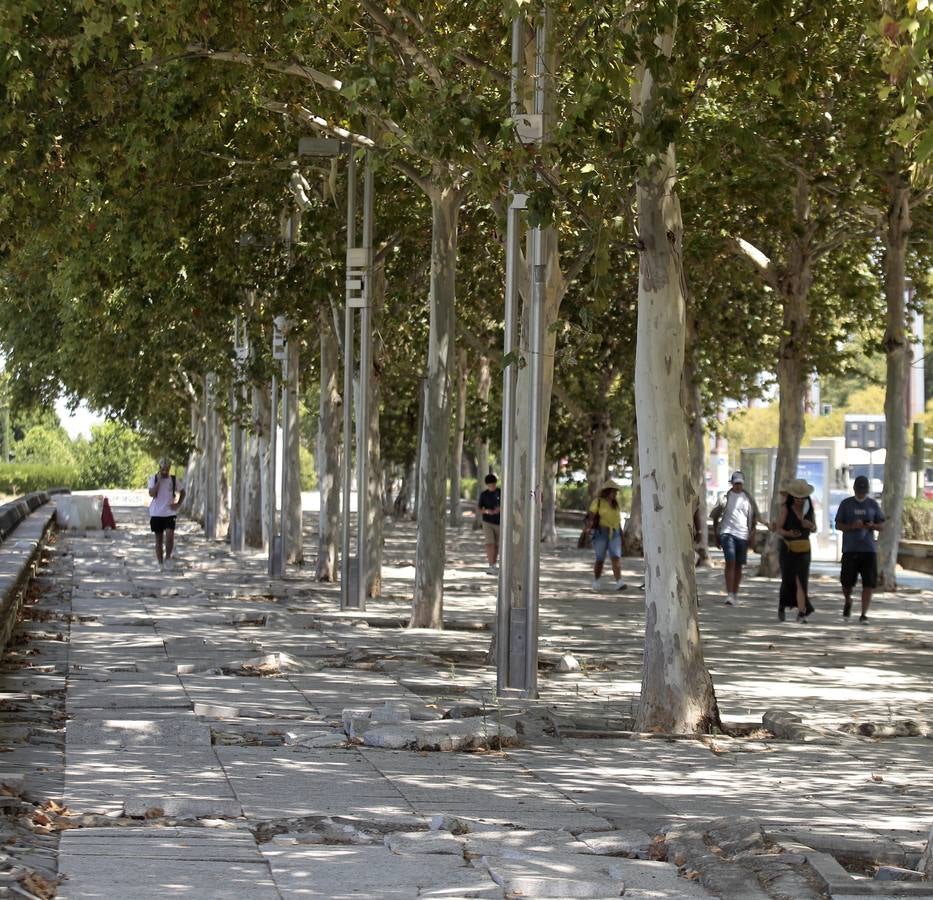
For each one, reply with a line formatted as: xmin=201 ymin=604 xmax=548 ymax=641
xmin=720 ymin=490 xmax=752 ymax=540
xmin=148 ymin=472 xmax=184 ymax=517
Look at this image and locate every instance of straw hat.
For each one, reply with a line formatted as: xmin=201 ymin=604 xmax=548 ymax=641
xmin=600 ymin=479 xmax=622 ymax=493
xmin=786 ymin=478 xmax=814 ymax=498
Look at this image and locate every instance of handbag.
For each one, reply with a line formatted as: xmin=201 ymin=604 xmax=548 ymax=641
xmin=585 ymin=510 xmax=601 ymax=531
xmin=784 ymin=538 xmax=810 ymax=553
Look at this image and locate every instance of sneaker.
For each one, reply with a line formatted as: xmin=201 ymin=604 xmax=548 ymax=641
xmin=778 ymin=607 xmax=786 ymax=622
xmin=859 ymin=614 xmax=869 ymax=624
xmin=796 ymin=612 xmax=808 ymax=623
xmin=724 ymin=593 xmax=736 ymax=606
xmin=614 ymin=580 xmax=628 ymax=592
xmin=591 ymin=579 xmax=602 ymax=591
xmin=164 ymin=558 xmax=175 ymax=572
xmin=843 ymin=601 xmax=852 ymax=618
xmin=158 ymin=562 xmax=164 ymax=573
xmin=486 ymin=566 xmax=498 ymax=575
xmin=637 ymin=583 xmax=645 ymax=591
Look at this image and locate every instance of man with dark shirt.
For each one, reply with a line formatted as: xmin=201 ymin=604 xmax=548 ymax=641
xmin=834 ymin=475 xmax=885 ymax=623
xmin=477 ymin=473 xmax=501 ymax=575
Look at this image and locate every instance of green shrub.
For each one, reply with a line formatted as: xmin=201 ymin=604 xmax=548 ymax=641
xmin=461 ymin=476 xmax=477 ymax=499
xmin=15 ymin=425 xmax=77 ymax=467
xmin=0 ymin=464 xmax=78 ymax=495
xmin=557 ymin=481 xmax=632 ymax=512
xmin=557 ymin=481 xmax=588 ymax=510
xmin=902 ymin=498 xmax=933 ymax=542
xmin=132 ymin=453 xmax=160 ymax=489
xmin=74 ymin=422 xmax=145 ymax=489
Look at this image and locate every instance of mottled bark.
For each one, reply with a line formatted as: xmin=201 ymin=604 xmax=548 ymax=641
xmin=684 ymin=312 xmax=710 ymax=566
xmin=411 ymin=181 xmax=463 ymax=629
xmin=879 ymin=176 xmax=911 ymax=589
xmin=365 ymin=260 xmax=387 ymax=597
xmin=316 ymin=310 xmax=341 ymax=581
xmin=473 ymin=354 xmax=491 ymax=531
xmin=541 ymin=459 xmax=558 ymax=543
xmin=449 ymin=347 xmax=468 ymax=527
xmin=757 ymin=175 xmax=813 ymax=578
xmin=285 ymin=340 xmax=303 ymax=565
xmin=632 ymin=37 xmax=720 ymax=735
xmin=243 ymin=383 xmax=266 ymax=549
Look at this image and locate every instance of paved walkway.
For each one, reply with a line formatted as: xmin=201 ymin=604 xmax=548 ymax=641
xmin=1 ymin=495 xmax=932 ymax=898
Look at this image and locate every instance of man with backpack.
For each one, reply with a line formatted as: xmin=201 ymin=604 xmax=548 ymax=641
xmin=148 ymin=457 xmax=185 ymax=571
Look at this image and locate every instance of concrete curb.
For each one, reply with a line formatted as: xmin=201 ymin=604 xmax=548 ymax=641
xmin=0 ymin=500 xmax=58 ymax=655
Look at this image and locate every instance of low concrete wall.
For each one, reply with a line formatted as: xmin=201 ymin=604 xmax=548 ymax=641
xmin=897 ymin=541 xmax=933 ymax=575
xmin=0 ymin=500 xmax=58 ymax=656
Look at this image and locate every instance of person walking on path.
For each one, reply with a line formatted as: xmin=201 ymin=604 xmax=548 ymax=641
xmin=835 ymin=475 xmax=885 ymax=623
xmin=776 ymin=479 xmax=817 ymax=622
xmin=587 ymin=480 xmax=627 ymax=592
xmin=148 ymin=457 xmax=185 ymax=572
xmin=711 ymin=471 xmax=762 ymax=606
xmin=477 ymin=473 xmax=501 ymax=575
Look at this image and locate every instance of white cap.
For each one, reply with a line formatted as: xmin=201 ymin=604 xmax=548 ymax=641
xmin=730 ymin=471 xmax=745 ymax=484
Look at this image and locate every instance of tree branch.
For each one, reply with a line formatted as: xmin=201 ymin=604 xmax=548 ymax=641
xmin=261 ymin=100 xmax=376 ymax=149
xmin=730 ymin=236 xmax=778 ymax=288
xmin=185 ymin=44 xmax=343 ymax=92
xmin=359 ymin=0 xmax=445 ymax=89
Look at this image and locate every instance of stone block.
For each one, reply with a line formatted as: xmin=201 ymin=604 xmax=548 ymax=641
xmin=194 ymin=702 xmax=240 ymax=719
xmin=556 ymin=654 xmax=581 ymax=673
xmin=384 ymin=830 xmax=464 ymax=855
xmin=372 ymin=701 xmax=412 ymax=724
xmin=577 ymin=828 xmax=653 ymax=858
xmin=875 ymin=866 xmax=925 ymax=881
xmin=480 ymin=854 xmax=626 ymax=898
xmin=123 ymin=797 xmax=243 ymax=818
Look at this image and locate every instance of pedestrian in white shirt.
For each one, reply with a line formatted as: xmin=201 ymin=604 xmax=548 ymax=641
xmin=147 ymin=457 xmax=186 ymax=571
xmin=711 ymin=471 xmax=762 ymax=606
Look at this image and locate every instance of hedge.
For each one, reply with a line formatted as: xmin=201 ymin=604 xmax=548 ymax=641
xmin=902 ymin=498 xmax=933 ymax=543
xmin=0 ymin=464 xmax=76 ymax=496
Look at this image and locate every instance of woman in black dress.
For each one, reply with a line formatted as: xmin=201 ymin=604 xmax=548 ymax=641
xmin=776 ymin=479 xmax=817 ymax=622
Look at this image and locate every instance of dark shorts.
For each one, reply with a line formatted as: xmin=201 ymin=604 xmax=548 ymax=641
xmin=841 ymin=551 xmax=877 ymax=590
xmin=150 ymin=515 xmax=177 ymax=534
xmin=720 ymin=533 xmax=748 ymax=565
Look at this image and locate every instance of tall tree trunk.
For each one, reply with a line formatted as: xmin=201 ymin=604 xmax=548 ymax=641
xmin=316 ymin=310 xmax=341 ymax=581
xmin=541 ymin=458 xmax=558 ymax=543
xmin=473 ymin=354 xmax=491 ymax=531
xmin=878 ymin=175 xmax=911 ymax=588
xmin=685 ymin=309 xmax=710 ymax=566
xmin=631 ymin=32 xmax=720 ymax=735
xmin=182 ymin=399 xmax=205 ymax=524
xmin=579 ymin=408 xmax=612 ymax=548
xmin=411 ymin=181 xmax=462 ymax=628
xmin=214 ymin=411 xmax=230 ymax=538
xmin=253 ymin=382 xmax=273 ymax=551
xmin=758 ymin=175 xmax=813 ymax=578
xmin=283 ymin=338 xmax=303 ymax=565
xmin=622 ymin=437 xmax=643 ymax=557
xmin=365 ymin=259 xmax=387 ymax=598
xmin=243 ymin=383 xmax=266 ymax=549
xmin=449 ymin=347 xmax=468 ymax=527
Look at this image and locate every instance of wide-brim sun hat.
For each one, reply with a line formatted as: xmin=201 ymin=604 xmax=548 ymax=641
xmin=786 ymin=478 xmax=814 ymax=498
xmin=158 ymin=457 xmax=170 ymax=468
xmin=600 ymin=479 xmax=622 ymax=492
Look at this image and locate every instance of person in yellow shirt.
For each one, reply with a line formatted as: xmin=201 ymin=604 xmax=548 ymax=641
xmin=586 ymin=480 xmax=627 ymax=592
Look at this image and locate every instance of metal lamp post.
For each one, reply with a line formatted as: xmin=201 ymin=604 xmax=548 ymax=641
xmin=496 ymin=7 xmax=547 ymax=698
